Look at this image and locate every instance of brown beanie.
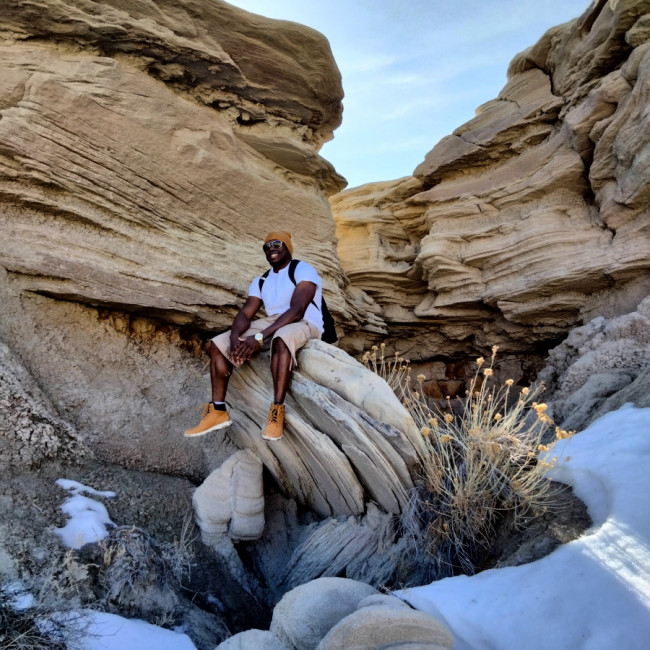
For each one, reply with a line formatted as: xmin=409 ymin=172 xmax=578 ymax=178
xmin=264 ymin=231 xmax=293 ymax=256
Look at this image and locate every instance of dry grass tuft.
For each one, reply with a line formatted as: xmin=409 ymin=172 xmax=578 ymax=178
xmin=364 ymin=344 xmax=574 ymax=578
xmin=0 ymin=564 xmax=93 ymax=650
xmin=98 ymin=518 xmax=195 ymax=608
xmin=0 ymin=513 xmax=196 ymax=649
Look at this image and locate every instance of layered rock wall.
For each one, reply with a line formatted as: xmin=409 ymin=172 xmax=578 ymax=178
xmin=0 ymin=0 xmax=362 ymax=477
xmin=332 ymin=0 xmax=650 ymax=362
xmin=0 ymin=0 xmax=355 ymax=339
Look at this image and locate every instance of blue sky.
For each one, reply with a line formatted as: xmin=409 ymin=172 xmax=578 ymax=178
xmin=226 ymin=0 xmax=592 ymax=188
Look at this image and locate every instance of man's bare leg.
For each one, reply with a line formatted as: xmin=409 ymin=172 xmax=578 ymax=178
xmin=210 ymin=342 xmax=233 ymax=402
xmin=184 ymin=342 xmax=233 ymax=437
xmin=263 ymin=337 xmax=291 ymax=441
xmin=270 ymin=337 xmax=292 ymax=403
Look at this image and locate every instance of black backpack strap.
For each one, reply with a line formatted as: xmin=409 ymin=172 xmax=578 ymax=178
xmin=287 ymin=259 xmax=300 ymax=285
xmin=288 ymin=259 xmax=318 ymax=310
xmin=258 ymin=268 xmax=271 ymax=292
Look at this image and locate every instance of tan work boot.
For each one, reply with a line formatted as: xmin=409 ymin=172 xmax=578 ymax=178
xmin=184 ymin=403 xmax=231 ymax=437
xmin=262 ymin=403 xmax=285 ymax=441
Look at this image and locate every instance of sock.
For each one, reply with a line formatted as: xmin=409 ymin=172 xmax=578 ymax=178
xmin=212 ymin=401 xmax=227 ymax=411
xmin=273 ymin=401 xmax=284 ymax=406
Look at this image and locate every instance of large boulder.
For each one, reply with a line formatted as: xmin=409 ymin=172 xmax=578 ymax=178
xmin=316 ymin=604 xmax=453 ymax=650
xmin=270 ymin=577 xmax=377 ymax=650
xmin=221 ymin=340 xmax=419 ymax=519
xmin=331 ymin=0 xmax=650 ymax=360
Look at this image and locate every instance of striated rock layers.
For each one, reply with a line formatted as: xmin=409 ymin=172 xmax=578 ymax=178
xmin=332 ymin=0 xmax=650 ymax=361
xmin=0 ymin=0 xmax=358 ymax=339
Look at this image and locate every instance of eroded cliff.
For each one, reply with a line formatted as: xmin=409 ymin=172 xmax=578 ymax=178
xmin=0 ymin=0 xmax=356 ymax=337
xmin=332 ymin=0 xmax=650 ymax=363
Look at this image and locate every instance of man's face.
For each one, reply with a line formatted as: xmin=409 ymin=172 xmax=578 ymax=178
xmin=263 ymin=240 xmax=291 ymax=266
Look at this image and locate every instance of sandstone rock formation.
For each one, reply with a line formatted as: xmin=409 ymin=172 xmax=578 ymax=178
xmin=193 ymin=449 xmax=265 ymax=543
xmin=223 ymin=341 xmax=419 ymax=518
xmin=1 ymin=0 xmax=645 ymax=646
xmin=332 ymin=0 xmax=650 ymax=362
xmin=0 ymin=0 xmax=360 ymax=342
xmin=0 ymin=0 xmax=361 ymax=479
xmin=189 ymin=341 xmax=422 ymax=594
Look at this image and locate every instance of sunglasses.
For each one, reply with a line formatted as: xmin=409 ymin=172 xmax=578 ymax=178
xmin=263 ymin=240 xmax=284 ymax=252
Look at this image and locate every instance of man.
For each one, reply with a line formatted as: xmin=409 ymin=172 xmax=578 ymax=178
xmin=184 ymin=231 xmax=323 ymax=441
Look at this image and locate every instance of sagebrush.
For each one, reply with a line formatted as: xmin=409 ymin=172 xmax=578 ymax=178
xmin=364 ymin=343 xmax=574 ymax=578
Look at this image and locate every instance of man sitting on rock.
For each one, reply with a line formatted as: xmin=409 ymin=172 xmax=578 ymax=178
xmin=185 ymin=231 xmax=323 ymax=441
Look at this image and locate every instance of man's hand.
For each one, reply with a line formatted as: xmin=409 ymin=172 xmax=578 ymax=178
xmin=231 ymin=335 xmax=261 ymax=365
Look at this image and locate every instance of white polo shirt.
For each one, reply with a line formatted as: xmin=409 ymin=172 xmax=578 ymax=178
xmin=249 ymin=261 xmax=324 ymax=334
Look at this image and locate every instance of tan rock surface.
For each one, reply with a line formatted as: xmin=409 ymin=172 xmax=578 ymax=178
xmin=332 ymin=0 xmax=650 ymax=360
xmin=224 ymin=340 xmax=417 ymax=518
xmin=0 ymin=0 xmax=356 ymax=341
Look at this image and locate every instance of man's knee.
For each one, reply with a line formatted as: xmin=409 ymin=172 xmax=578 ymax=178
xmin=272 ymin=336 xmax=290 ymax=356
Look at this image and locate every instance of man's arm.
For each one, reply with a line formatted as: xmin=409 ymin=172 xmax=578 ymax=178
xmin=233 ymin=281 xmax=317 ymax=363
xmin=231 ymin=280 xmax=317 ymax=363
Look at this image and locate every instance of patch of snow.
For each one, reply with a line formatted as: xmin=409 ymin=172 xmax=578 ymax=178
xmin=56 ymin=478 xmax=116 ymax=498
xmin=54 ymin=480 xmax=116 ymax=549
xmin=2 ymin=581 xmax=35 ymax=610
xmin=78 ymin=611 xmax=197 ymax=650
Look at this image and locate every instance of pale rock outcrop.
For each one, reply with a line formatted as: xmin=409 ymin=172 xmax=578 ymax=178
xmin=216 ymin=629 xmax=289 ymax=650
xmin=0 ymin=338 xmax=87 ymax=471
xmin=188 ymin=341 xmax=421 ymax=592
xmin=316 ymin=604 xmax=454 ymax=650
xmin=277 ymin=503 xmax=409 ymax=592
xmin=193 ymin=449 xmax=264 ymax=543
xmin=216 ymin=577 xmax=454 ymax=650
xmin=539 ymin=295 xmax=650 ymax=430
xmin=270 ymin=578 xmax=377 ymax=650
xmin=0 ymin=0 xmax=343 ymax=148
xmin=222 ymin=340 xmax=418 ymax=519
xmin=332 ymin=0 xmax=650 ymax=360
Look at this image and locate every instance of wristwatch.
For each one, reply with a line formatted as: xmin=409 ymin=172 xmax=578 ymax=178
xmin=254 ymin=333 xmax=264 ymax=346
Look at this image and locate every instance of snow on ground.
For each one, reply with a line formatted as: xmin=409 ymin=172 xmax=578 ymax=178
xmin=49 ymin=480 xmax=200 ymax=649
xmin=397 ymin=404 xmax=650 ymax=650
xmin=54 ymin=478 xmax=116 ymax=549
xmin=78 ymin=611 xmax=197 ymax=650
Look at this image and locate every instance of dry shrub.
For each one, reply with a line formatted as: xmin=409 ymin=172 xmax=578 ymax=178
xmin=0 ymin=515 xmax=196 ymax=649
xmin=364 ymin=344 xmax=574 ymax=578
xmin=98 ymin=520 xmax=194 ymax=610
xmin=0 ymin=554 xmax=93 ymax=650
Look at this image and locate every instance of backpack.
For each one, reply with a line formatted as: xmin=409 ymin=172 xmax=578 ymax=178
xmin=258 ymin=259 xmax=338 ymax=344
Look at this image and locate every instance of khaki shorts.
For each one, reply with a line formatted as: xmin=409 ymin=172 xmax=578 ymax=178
xmin=211 ymin=316 xmax=320 ymax=370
